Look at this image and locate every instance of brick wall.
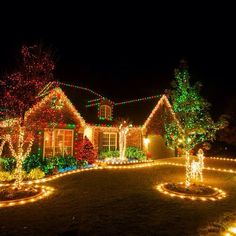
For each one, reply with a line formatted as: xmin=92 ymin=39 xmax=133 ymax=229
xmin=127 ymin=128 xmax=142 ymax=149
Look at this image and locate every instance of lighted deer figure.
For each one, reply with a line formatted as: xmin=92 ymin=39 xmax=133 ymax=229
xmin=119 ymin=120 xmax=132 ymax=161
xmin=190 ymin=149 xmax=205 ymax=183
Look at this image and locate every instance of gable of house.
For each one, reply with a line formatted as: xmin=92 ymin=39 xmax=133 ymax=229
xmin=25 ymin=87 xmax=86 ymax=158
xmin=141 ymin=95 xmax=179 ymax=158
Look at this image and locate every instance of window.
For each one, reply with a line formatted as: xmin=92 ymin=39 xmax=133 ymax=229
xmin=102 ymin=132 xmax=117 ymax=151
xmin=44 ymin=129 xmax=74 ymax=157
xmin=99 ymin=105 xmax=111 ymax=120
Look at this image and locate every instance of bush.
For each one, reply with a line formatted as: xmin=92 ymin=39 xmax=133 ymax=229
xmin=39 ymin=156 xmax=78 ymax=174
xmin=54 ymin=156 xmax=78 ymax=169
xmin=58 ymin=166 xmax=77 ymax=173
xmin=1 ymin=154 xmax=80 ymax=177
xmin=0 ymin=157 xmax=16 ymax=172
xmin=99 ymin=149 xmax=120 ymax=159
xmin=125 ymin=146 xmax=146 ymax=160
xmin=39 ymin=158 xmax=56 ymax=175
xmin=23 ymin=154 xmax=42 ymax=173
xmin=75 ymin=137 xmax=97 ymax=164
xmin=28 ymin=168 xmax=45 ymax=180
xmin=77 ymin=159 xmax=88 ymax=167
xmin=0 ymin=171 xmax=14 ymax=181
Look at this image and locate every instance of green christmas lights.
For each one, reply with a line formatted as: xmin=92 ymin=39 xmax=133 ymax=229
xmin=165 ymin=63 xmax=222 ymax=151
xmin=86 ymin=94 xmax=161 ymax=108
xmin=165 ymin=61 xmax=225 ymax=186
xmin=60 ymin=81 xmax=160 ymax=108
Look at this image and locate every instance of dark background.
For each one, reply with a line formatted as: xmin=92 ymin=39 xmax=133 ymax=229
xmin=0 ymin=3 xmax=235 ymax=119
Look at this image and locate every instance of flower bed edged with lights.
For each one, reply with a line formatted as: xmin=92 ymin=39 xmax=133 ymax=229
xmin=0 ymin=184 xmax=54 ymax=208
xmin=156 ymin=182 xmax=226 ymax=201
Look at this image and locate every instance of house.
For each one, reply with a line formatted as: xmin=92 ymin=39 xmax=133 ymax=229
xmin=2 ymin=82 xmax=177 ymax=159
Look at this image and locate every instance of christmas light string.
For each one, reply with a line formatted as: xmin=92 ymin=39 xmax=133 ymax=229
xmin=58 ymin=81 xmax=107 ymax=99
xmin=114 ymin=94 xmax=161 ymax=106
xmin=86 ymin=94 xmax=161 ymax=108
xmin=58 ymin=82 xmax=161 ymax=108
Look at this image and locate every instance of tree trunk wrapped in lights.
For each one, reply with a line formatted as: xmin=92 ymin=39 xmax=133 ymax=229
xmin=118 ymin=121 xmax=132 ymax=161
xmin=5 ymin=126 xmax=34 ymax=188
xmin=165 ymin=60 xmax=226 ymax=187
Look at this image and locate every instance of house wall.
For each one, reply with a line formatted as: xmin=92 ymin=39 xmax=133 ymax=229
xmin=92 ymin=127 xmax=99 ymax=151
xmin=143 ymin=100 xmax=177 ymax=158
xmin=92 ymin=126 xmax=119 ymax=151
xmin=147 ymin=134 xmax=175 ymax=159
xmin=127 ymin=127 xmax=142 ymax=149
xmin=91 ymin=126 xmax=142 ymax=152
xmin=24 ymin=90 xmax=86 ymax=158
xmin=31 ymin=124 xmax=84 ymax=158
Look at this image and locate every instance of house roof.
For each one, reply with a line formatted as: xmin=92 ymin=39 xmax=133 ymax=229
xmin=142 ymin=94 xmax=181 ymax=131
xmin=1 ymin=81 xmax=174 ymax=129
xmin=27 ymin=87 xmax=86 ymax=127
xmin=58 ymin=82 xmax=163 ymax=126
xmin=58 ymin=83 xmax=107 ymax=125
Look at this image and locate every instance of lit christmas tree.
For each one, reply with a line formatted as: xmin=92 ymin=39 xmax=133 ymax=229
xmin=0 ymin=44 xmax=56 ymax=188
xmin=165 ymin=60 xmax=225 ymax=186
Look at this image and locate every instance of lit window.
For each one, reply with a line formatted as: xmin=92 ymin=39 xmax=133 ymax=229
xmin=44 ymin=129 xmax=74 ymax=157
xmin=102 ymin=132 xmax=117 ymax=151
xmin=99 ymin=105 xmax=111 ymax=120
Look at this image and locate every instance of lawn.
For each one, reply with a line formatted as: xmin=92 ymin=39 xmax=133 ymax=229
xmin=1 ymin=159 xmax=236 ymax=235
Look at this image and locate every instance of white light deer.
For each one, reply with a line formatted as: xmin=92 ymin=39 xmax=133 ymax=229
xmin=190 ymin=149 xmax=205 ymax=183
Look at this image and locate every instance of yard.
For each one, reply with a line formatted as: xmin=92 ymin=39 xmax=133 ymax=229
xmin=1 ymin=158 xmax=236 ymax=235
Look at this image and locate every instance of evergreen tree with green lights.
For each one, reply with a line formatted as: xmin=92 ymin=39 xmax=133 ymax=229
xmin=165 ymin=60 xmax=224 ymax=186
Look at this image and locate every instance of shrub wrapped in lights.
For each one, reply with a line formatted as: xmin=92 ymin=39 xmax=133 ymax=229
xmin=75 ymin=136 xmax=97 ymax=165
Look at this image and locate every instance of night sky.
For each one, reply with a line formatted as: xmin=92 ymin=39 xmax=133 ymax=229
xmin=0 ymin=4 xmax=235 ymax=119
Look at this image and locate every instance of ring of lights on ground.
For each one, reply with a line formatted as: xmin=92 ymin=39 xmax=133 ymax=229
xmin=0 ymin=185 xmax=54 ymax=208
xmin=156 ymin=182 xmax=226 ymax=201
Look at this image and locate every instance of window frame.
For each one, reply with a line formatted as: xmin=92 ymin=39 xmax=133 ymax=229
xmin=99 ymin=105 xmax=111 ymax=120
xmin=102 ymin=132 xmax=117 ymax=151
xmin=43 ymin=128 xmax=74 ymax=157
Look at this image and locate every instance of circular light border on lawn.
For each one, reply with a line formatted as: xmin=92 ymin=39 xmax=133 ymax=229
xmin=0 ymin=185 xmax=54 ymax=208
xmin=156 ymin=182 xmax=226 ymax=201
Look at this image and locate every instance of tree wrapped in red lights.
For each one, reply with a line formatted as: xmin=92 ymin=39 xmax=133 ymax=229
xmin=0 ymin=44 xmax=56 ymax=188
xmin=75 ymin=136 xmax=97 ymax=164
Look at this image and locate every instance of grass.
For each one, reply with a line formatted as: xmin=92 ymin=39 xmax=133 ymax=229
xmin=0 ymin=159 xmax=236 ymax=235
